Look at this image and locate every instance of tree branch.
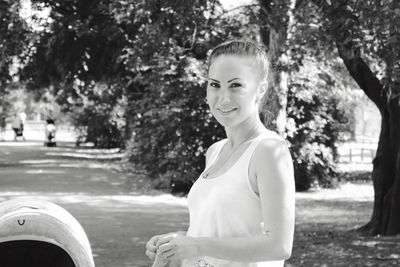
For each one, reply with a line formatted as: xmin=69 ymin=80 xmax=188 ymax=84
xmin=336 ymin=40 xmax=384 ymax=110
xmin=214 ymin=3 xmax=259 ymax=20
xmin=294 ymin=0 xmax=306 ymax=11
xmin=311 ymin=0 xmax=385 ymax=110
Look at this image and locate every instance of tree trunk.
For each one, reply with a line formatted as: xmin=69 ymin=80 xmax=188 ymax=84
xmin=336 ymin=44 xmax=400 ymax=236
xmin=309 ymin=0 xmax=400 ymax=236
xmin=358 ymin=100 xmax=400 ymax=235
xmin=257 ymin=0 xmax=296 ymax=136
xmin=263 ymin=29 xmax=289 ymax=136
xmin=360 ymin=98 xmax=400 ymax=235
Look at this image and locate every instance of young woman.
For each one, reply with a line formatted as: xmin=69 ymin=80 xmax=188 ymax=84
xmin=146 ymin=40 xmax=295 ymax=267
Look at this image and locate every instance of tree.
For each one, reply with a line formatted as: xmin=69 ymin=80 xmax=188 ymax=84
xmin=253 ymin=0 xmax=400 ymax=234
xmin=256 ymin=0 xmax=297 ymax=136
xmin=118 ymin=0 xmax=253 ymax=192
xmin=12 ymin=0 xmax=248 ymax=189
xmin=19 ymin=0 xmax=130 ymax=147
xmin=286 ymin=58 xmax=351 ymax=190
xmin=0 ymin=0 xmax=29 ymax=114
xmin=250 ymin=0 xmax=350 ymax=190
xmin=310 ymin=0 xmax=400 ymax=235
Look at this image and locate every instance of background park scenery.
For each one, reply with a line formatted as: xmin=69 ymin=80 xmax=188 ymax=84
xmin=1 ymin=0 xmax=400 ymax=266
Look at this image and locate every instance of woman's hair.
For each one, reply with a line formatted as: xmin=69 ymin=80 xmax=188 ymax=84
xmin=208 ymin=40 xmax=270 ymax=81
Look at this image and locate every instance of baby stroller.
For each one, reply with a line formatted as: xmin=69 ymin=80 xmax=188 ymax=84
xmin=11 ymin=115 xmax=25 ymax=141
xmin=13 ymin=126 xmax=25 ymax=141
xmin=0 ymin=198 xmax=95 ymax=267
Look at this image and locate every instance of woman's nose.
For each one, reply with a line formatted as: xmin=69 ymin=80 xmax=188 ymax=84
xmin=218 ymin=87 xmax=230 ymax=102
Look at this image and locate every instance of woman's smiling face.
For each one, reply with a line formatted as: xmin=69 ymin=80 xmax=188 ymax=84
xmin=207 ymin=54 xmax=264 ymax=128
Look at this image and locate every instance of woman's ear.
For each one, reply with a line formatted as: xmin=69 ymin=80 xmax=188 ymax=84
xmin=256 ymin=81 xmax=268 ymax=103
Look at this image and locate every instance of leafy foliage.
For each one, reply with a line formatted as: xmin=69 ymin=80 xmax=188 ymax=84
xmin=0 ymin=1 xmax=29 ymax=84
xmin=251 ymin=1 xmax=360 ymax=190
xmin=286 ymin=59 xmax=350 ymax=190
xmin=69 ymin=82 xmax=126 ymax=148
xmin=310 ymin=0 xmax=400 ymax=102
xmin=0 ymin=1 xmax=30 ymax=113
xmin=119 ymin=1 xmax=251 ymax=193
xmin=5 ymin=0 xmax=388 ymax=195
xmin=20 ymin=0 xmax=128 ymax=147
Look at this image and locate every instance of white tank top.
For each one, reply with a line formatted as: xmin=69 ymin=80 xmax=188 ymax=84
xmin=181 ymin=134 xmax=284 ymax=267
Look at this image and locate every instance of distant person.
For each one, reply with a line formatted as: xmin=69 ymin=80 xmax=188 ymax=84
xmin=19 ymin=112 xmax=26 ymax=134
xmin=0 ymin=116 xmax=6 ymax=141
xmin=19 ymin=112 xmax=26 ymax=123
xmin=45 ymin=119 xmax=57 ymax=147
xmin=11 ymin=114 xmax=25 ymax=141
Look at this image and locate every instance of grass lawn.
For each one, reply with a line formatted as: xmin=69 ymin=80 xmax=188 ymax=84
xmin=286 ymin=181 xmax=400 ymax=267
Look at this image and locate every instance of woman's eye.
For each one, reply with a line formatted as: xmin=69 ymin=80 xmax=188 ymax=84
xmin=208 ymin=82 xmax=220 ymax=88
xmin=230 ymin=83 xmax=242 ymax=88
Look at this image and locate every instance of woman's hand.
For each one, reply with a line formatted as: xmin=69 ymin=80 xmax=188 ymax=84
xmin=156 ymin=234 xmax=199 ymax=261
xmin=145 ymin=231 xmax=186 ymax=260
xmin=151 ymin=253 xmax=168 ymax=267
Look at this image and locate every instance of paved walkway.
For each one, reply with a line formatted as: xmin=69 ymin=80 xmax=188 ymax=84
xmin=0 ymin=142 xmax=189 ymax=267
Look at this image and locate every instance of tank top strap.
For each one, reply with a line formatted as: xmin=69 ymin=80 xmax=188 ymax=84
xmin=237 ymin=135 xmax=267 ymax=167
xmin=207 ymin=139 xmax=227 ymax=168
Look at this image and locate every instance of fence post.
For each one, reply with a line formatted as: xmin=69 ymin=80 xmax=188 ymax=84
xmin=349 ymin=145 xmax=352 ymax=163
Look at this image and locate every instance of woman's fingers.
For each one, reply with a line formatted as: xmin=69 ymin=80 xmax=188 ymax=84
xmin=160 ymin=249 xmax=175 ymax=260
xmin=148 ymin=235 xmax=160 ymax=246
xmin=147 ymin=235 xmax=160 ymax=251
xmin=147 ymin=242 xmax=157 ymax=252
xmin=158 ymin=244 xmax=175 ymax=260
xmin=158 ymin=242 xmax=174 ymax=253
xmin=156 ymin=234 xmax=177 ymax=248
xmin=152 ymin=253 xmax=168 ymax=267
xmin=145 ymin=249 xmax=157 ymax=260
xmin=146 ymin=235 xmax=162 ymax=260
xmin=146 ymin=232 xmax=180 ymax=261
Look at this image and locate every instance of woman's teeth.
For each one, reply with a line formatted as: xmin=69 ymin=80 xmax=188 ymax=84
xmin=219 ymin=108 xmax=236 ymax=113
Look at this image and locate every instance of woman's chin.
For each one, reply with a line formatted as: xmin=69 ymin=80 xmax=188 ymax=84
xmin=215 ymin=117 xmax=238 ymax=128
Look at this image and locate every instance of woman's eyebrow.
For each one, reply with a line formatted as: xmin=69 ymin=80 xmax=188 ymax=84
xmin=207 ymin=78 xmax=242 ymax=83
xmin=227 ymin=78 xmax=241 ymax=83
xmin=208 ymin=78 xmax=220 ymax=83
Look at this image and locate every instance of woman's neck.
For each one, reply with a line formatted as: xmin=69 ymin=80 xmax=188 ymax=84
xmin=224 ymin=115 xmax=265 ymax=148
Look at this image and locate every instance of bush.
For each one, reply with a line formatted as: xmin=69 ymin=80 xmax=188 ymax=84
xmin=68 ymin=83 xmax=126 ymax=148
xmin=127 ymin=57 xmax=225 ymax=193
xmin=286 ymin=70 xmax=349 ymax=191
xmin=122 ymin=3 xmax=252 ymax=194
xmin=73 ymin=109 xmax=125 ymax=148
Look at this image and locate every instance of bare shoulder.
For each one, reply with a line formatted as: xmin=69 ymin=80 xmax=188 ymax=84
xmin=252 ymin=131 xmax=294 ymax=182
xmin=255 ymin=131 xmax=290 ymax=156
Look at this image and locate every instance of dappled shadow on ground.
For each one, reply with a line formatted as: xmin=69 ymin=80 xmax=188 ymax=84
xmin=287 ymin=228 xmax=400 ymax=267
xmin=287 ymin=185 xmax=400 ymax=267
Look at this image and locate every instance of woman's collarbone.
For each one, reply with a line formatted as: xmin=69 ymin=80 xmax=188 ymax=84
xmin=205 ymin=144 xmax=249 ymax=178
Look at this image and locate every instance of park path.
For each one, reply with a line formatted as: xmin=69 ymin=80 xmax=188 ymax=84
xmin=1 ymin=141 xmax=381 ymax=266
xmin=0 ymin=142 xmax=189 ymax=267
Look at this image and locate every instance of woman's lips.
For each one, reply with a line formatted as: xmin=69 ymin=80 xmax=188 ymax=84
xmin=217 ymin=107 xmax=237 ymax=114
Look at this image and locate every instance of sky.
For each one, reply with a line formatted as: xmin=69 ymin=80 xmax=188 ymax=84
xmin=19 ymin=0 xmax=51 ymax=32
xmin=220 ymin=0 xmax=254 ymax=9
xmin=19 ymin=0 xmax=255 ymax=23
